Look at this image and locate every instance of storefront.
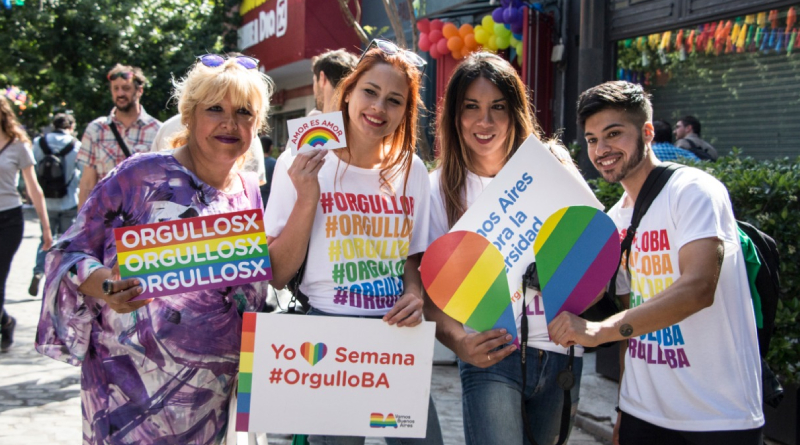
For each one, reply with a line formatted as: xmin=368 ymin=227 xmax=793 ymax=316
xmin=237 ymin=0 xmax=361 ymax=150
xmin=608 ymin=0 xmax=800 ymax=159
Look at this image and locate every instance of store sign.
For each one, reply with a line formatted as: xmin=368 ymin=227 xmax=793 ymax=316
xmin=238 ymin=0 xmax=288 ymax=50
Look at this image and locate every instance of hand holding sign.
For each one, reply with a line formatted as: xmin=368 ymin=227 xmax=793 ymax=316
xmin=420 ymin=231 xmax=517 ymax=342
xmin=533 ymin=206 xmax=620 ymax=324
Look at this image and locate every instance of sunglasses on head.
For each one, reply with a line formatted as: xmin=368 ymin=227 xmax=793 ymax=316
xmin=107 ymin=72 xmax=134 ymax=81
xmin=359 ymin=39 xmax=427 ymax=71
xmin=197 ymin=54 xmax=259 ymax=70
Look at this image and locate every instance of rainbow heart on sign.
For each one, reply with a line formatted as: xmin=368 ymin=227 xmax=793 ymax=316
xmin=300 ymin=342 xmax=328 ymax=366
xmin=421 ymin=231 xmax=516 ymax=342
xmin=533 ymin=206 xmax=621 ymax=325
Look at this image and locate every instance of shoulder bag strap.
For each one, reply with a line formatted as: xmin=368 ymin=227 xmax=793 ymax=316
xmin=0 ymin=139 xmax=13 ymax=157
xmin=108 ymin=121 xmax=132 ymax=158
xmin=607 ymin=162 xmax=684 ymax=298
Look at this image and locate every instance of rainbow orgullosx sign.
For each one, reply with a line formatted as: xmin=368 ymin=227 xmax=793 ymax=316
xmin=114 ymin=208 xmax=272 ymax=299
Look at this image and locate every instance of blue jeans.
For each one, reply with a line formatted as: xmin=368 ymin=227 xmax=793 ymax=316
xmin=306 ymin=307 xmax=444 ymax=445
xmin=459 ymin=347 xmax=583 ymax=445
xmin=33 ymin=206 xmax=77 ymax=274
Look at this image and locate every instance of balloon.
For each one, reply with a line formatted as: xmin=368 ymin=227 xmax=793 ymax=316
xmin=418 ymin=33 xmax=432 ymax=52
xmin=481 ymin=15 xmax=495 ymax=29
xmin=442 ymin=22 xmax=459 ymax=39
xmin=509 ymin=6 xmax=523 ymax=25
xmin=511 ymin=21 xmax=523 ymax=34
xmin=492 ymin=7 xmax=505 ymax=23
xmin=417 ymin=18 xmax=430 ymax=33
xmin=474 ymin=27 xmax=489 ymax=44
xmin=429 ymin=29 xmax=444 ymax=43
xmin=429 ymin=45 xmax=441 ymax=59
xmin=496 ymin=34 xmax=510 ymax=49
xmin=494 ymin=23 xmax=509 ymax=37
xmin=459 ymin=23 xmax=474 ymax=38
xmin=513 ymin=32 xmax=523 ymax=41
xmin=430 ymin=19 xmax=444 ymax=31
xmin=447 ymin=36 xmax=464 ymax=51
xmin=487 ymin=35 xmax=498 ymax=51
xmin=436 ymin=38 xmax=449 ymax=55
xmin=515 ymin=41 xmax=523 ymax=55
xmin=464 ymin=33 xmax=478 ymax=50
xmin=451 ymin=50 xmax=461 ymax=60
xmin=503 ymin=6 xmax=514 ymax=24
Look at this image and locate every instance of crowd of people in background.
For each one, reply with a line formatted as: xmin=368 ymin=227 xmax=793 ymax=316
xmin=0 ymin=36 xmax=762 ymax=445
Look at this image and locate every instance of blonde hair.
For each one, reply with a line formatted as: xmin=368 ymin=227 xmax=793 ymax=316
xmin=171 ymin=56 xmax=273 ymax=148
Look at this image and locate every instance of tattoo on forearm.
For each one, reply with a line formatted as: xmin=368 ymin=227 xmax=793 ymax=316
xmin=620 ymin=324 xmax=633 ymax=337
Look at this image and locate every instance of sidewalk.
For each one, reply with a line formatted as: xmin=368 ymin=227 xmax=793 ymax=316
xmin=0 ymin=210 xmax=609 ymax=444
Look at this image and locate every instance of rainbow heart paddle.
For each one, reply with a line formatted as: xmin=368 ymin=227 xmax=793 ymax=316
xmin=421 ymin=231 xmax=516 ymax=342
xmin=533 ymin=206 xmax=621 ymax=325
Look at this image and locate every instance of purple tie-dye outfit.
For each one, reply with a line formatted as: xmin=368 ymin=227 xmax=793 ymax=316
xmin=36 ymin=152 xmax=268 ymax=444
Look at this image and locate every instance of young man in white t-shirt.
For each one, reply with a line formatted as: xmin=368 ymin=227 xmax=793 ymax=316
xmin=547 ymin=81 xmax=763 ymax=444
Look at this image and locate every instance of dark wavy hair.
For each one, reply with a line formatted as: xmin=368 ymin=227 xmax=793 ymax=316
xmin=435 ymin=52 xmax=541 ymax=227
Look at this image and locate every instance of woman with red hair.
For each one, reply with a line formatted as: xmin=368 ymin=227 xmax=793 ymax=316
xmin=265 ymin=40 xmax=443 ymax=445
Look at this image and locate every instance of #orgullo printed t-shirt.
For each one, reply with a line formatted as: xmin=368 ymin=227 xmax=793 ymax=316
xmin=266 ymin=150 xmax=430 ymax=316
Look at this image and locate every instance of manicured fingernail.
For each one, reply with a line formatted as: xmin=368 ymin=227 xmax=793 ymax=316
xmin=137 ymin=286 xmax=143 ymax=293
xmin=506 ymin=334 xmax=512 ymax=341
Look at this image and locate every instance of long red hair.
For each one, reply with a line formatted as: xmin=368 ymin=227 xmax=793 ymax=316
xmin=335 ymin=47 xmax=423 ymax=195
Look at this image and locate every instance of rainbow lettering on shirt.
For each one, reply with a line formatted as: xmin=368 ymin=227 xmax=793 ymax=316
xmin=320 ymin=192 xmax=417 ymax=310
xmin=624 ymin=227 xmax=691 ymax=368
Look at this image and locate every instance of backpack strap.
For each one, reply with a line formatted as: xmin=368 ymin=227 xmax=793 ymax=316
xmin=607 ymin=162 xmax=684 ymax=298
xmin=57 ymin=138 xmax=76 ymax=157
xmin=39 ymin=135 xmax=53 ymax=155
xmin=108 ymin=120 xmax=133 ymax=158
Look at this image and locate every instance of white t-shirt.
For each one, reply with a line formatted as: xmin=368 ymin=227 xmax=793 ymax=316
xmin=428 ymin=168 xmax=582 ymax=357
xmin=609 ymin=166 xmax=763 ymax=431
xmin=265 ymin=150 xmax=431 ymax=316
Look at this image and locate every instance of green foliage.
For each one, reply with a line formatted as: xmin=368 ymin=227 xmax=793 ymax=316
xmin=0 ymin=0 xmax=241 ymax=133
xmin=589 ymin=151 xmax=800 ymax=384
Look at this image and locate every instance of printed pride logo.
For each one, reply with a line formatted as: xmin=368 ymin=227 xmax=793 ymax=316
xmin=299 ymin=126 xmax=340 ymax=148
xmin=300 ymin=342 xmax=328 ymax=366
xmin=370 ymin=413 xmax=398 ymax=428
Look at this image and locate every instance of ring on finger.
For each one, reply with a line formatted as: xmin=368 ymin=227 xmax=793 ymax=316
xmin=487 ymin=354 xmax=491 ymax=362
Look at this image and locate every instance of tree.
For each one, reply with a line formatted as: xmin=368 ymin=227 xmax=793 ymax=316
xmin=336 ymin=0 xmax=418 ymax=51
xmin=0 ymin=0 xmax=240 ymax=133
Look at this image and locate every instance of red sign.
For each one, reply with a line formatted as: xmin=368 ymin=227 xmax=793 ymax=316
xmin=239 ymin=0 xmax=362 ymax=72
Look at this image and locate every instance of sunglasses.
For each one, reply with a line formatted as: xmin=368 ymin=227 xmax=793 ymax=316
xmin=359 ymin=39 xmax=427 ymax=71
xmin=197 ymin=54 xmax=259 ymax=70
xmin=107 ymin=72 xmax=134 ymax=81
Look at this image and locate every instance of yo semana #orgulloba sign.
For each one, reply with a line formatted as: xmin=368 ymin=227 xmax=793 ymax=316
xmin=238 ymin=0 xmax=287 ymax=50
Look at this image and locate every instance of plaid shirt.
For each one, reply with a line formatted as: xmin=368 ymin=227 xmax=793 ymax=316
xmin=652 ymin=142 xmax=701 ymax=163
xmin=77 ymin=107 xmax=161 ymax=179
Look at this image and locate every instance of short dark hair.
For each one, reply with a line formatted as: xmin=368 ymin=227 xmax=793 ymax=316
xmin=107 ymin=63 xmax=147 ymax=87
xmin=312 ymin=50 xmax=358 ymax=87
xmin=679 ymin=115 xmax=701 ymax=136
xmin=52 ymin=113 xmax=75 ymax=130
xmin=260 ymin=135 xmax=273 ymax=152
xmin=652 ymin=119 xmax=672 ymax=143
xmin=577 ymin=81 xmax=652 ymax=128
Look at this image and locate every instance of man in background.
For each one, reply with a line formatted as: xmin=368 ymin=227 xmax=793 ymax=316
xmin=77 ymin=64 xmax=161 ymax=208
xmin=651 ymin=120 xmax=700 ymax=163
xmin=674 ymin=115 xmax=718 ymax=161
xmin=310 ymin=49 xmax=358 ymax=114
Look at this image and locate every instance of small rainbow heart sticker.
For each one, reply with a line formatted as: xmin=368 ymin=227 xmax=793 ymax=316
xmin=533 ymin=206 xmax=621 ymax=324
xmin=421 ymin=231 xmax=516 ymax=341
xmin=300 ymin=342 xmax=328 ymax=366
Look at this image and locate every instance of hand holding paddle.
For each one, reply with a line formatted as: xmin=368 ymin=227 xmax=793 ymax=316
xmin=454 ymin=328 xmax=515 ymax=368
